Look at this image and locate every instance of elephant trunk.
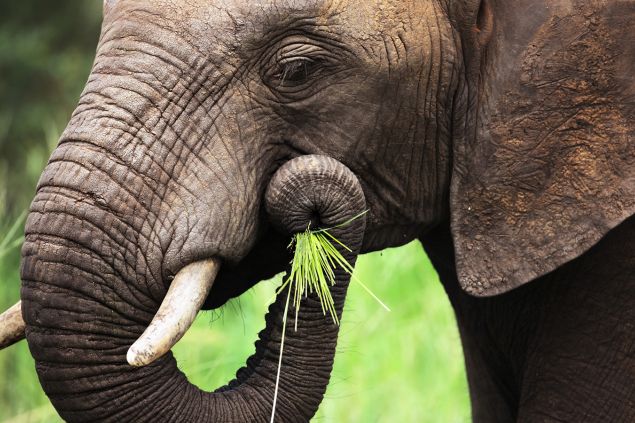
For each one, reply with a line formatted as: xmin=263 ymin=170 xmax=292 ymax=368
xmin=21 ymin=154 xmax=365 ymax=422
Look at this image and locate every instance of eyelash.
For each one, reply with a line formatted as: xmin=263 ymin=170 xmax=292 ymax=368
xmin=260 ymin=38 xmax=349 ymax=98
xmin=274 ymin=57 xmax=321 ymax=86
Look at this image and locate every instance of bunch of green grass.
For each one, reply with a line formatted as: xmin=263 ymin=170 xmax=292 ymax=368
xmin=274 ymin=211 xmax=389 ymax=327
xmin=283 ymin=226 xmax=349 ymax=328
xmin=270 ymin=212 xmax=390 ymax=422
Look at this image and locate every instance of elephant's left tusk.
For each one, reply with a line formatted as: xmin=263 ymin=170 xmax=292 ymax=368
xmin=0 ymin=301 xmax=26 ymax=349
xmin=127 ymin=258 xmax=221 ymax=367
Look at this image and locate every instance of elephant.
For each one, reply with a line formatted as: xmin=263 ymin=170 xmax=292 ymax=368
xmin=0 ymin=0 xmax=634 ymax=421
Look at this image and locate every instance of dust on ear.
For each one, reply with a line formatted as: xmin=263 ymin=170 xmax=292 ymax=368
xmin=473 ymin=0 xmax=494 ymax=47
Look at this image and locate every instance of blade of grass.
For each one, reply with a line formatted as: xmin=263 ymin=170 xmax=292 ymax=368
xmin=0 ymin=211 xmax=26 ymax=251
xmin=270 ymin=280 xmax=292 ymax=423
xmin=0 ymin=237 xmax=24 ymax=261
xmin=350 ymin=273 xmax=391 ymax=312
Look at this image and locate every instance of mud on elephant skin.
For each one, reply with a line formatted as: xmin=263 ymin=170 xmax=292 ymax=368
xmin=0 ymin=0 xmax=634 ymax=422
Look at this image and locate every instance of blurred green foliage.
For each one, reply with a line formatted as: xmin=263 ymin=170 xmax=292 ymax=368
xmin=0 ymin=2 xmax=102 ymax=421
xmin=0 ymin=0 xmax=102 ymax=216
xmin=0 ymin=1 xmax=470 ymax=422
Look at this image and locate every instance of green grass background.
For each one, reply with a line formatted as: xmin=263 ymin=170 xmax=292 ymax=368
xmin=0 ymin=1 xmax=470 ymax=421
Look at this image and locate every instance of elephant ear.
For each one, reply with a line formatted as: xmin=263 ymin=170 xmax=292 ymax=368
xmin=450 ymin=0 xmax=635 ymax=296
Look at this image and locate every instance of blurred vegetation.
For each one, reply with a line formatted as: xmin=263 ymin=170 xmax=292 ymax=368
xmin=0 ymin=1 xmax=470 ymax=422
xmin=0 ymin=0 xmax=102 ymax=217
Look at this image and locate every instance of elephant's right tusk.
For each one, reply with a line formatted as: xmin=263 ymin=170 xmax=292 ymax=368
xmin=127 ymin=258 xmax=221 ymax=367
xmin=0 ymin=301 xmax=26 ymax=349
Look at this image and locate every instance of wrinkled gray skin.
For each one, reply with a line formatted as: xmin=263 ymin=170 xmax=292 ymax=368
xmin=17 ymin=0 xmax=635 ymax=421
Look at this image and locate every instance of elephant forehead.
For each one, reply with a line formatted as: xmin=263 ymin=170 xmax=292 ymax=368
xmin=105 ymin=0 xmax=334 ymax=28
xmin=103 ymin=0 xmax=427 ymax=44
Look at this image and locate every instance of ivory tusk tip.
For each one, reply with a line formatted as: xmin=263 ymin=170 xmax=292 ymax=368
xmin=126 ymin=348 xmax=139 ymax=367
xmin=126 ymin=258 xmax=221 ymax=368
xmin=126 ymin=345 xmax=152 ymax=367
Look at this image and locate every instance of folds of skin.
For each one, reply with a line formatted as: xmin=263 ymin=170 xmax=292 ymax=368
xmin=21 ymin=154 xmax=366 ymax=422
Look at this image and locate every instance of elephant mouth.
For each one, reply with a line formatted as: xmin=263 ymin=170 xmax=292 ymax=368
xmin=202 ymin=226 xmax=292 ymax=311
xmin=126 ymin=154 xmax=370 ymax=369
xmin=127 ymin=223 xmax=292 ymax=367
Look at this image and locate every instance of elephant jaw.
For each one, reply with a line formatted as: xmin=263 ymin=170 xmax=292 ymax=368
xmin=127 ymin=258 xmax=221 ymax=367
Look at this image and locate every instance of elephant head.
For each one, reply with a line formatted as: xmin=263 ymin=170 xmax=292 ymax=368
xmin=2 ymin=1 xmax=456 ymax=420
xmin=0 ymin=0 xmax=633 ymax=421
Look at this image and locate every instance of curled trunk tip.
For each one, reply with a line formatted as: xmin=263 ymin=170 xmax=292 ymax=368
xmin=265 ymin=154 xmax=367 ymax=235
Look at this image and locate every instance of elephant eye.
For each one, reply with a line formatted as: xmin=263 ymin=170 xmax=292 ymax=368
xmin=274 ymin=57 xmax=322 ymax=87
xmin=261 ymin=39 xmax=344 ymax=99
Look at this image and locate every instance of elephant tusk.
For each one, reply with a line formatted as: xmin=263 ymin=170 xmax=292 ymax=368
xmin=0 ymin=301 xmax=26 ymax=349
xmin=127 ymin=258 xmax=221 ymax=367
